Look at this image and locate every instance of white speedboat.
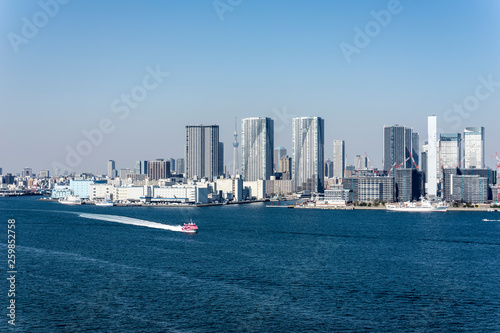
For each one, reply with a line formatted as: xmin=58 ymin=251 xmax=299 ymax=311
xmin=386 ymin=199 xmax=448 ymax=212
xmin=59 ymin=195 xmax=82 ymax=205
xmin=95 ymin=200 xmax=114 ymax=207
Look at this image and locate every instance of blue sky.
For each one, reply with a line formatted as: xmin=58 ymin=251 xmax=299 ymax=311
xmin=1 ymin=0 xmax=499 ymax=174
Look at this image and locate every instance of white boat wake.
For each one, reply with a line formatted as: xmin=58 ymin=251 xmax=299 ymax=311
xmin=78 ymin=213 xmax=184 ymax=232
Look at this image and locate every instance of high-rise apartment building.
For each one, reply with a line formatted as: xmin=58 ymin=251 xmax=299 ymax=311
xmin=439 ymin=133 xmax=461 ymax=169
xmin=383 ymin=125 xmax=417 ymax=171
xmin=107 ymin=160 xmax=116 ymax=178
xmin=292 ymin=117 xmax=324 ymax=193
xmin=274 ymin=147 xmax=287 ymax=172
xmin=185 ymin=125 xmax=219 ymax=180
xmin=464 ymin=127 xmax=485 ymax=169
xmin=147 ymin=159 xmax=170 ymax=180
xmin=333 ymin=140 xmax=345 ymax=179
xmin=241 ymin=117 xmax=274 ymax=181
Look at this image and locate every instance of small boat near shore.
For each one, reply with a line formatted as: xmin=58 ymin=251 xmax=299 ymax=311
xmin=59 ymin=195 xmax=82 ymax=205
xmin=95 ymin=200 xmax=114 ymax=207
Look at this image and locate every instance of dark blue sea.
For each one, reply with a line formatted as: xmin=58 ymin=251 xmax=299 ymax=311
xmin=1 ymin=197 xmax=499 ymax=332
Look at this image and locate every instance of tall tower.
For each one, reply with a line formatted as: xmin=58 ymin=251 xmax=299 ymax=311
xmin=241 ymin=117 xmax=274 ymax=181
xmin=232 ymin=118 xmax=239 ymax=177
xmin=427 ymin=116 xmax=438 ymax=198
xmin=333 ymin=140 xmax=345 ymax=179
xmin=292 ymin=117 xmax=325 ymax=193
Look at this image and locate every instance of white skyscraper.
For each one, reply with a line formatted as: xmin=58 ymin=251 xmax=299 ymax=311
xmin=427 ymin=116 xmax=438 ymax=197
xmin=185 ymin=125 xmax=219 ymax=180
xmin=464 ymin=127 xmax=485 ymax=169
xmin=292 ymin=117 xmax=325 ymax=193
xmin=241 ymin=117 xmax=274 ymax=181
xmin=333 ymin=140 xmax=345 ymax=179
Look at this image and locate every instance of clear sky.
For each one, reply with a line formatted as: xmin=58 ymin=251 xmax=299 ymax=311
xmin=1 ymin=0 xmax=499 ymax=174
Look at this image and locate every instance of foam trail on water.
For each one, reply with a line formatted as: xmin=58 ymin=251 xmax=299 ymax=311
xmin=79 ymin=213 xmax=184 ymax=232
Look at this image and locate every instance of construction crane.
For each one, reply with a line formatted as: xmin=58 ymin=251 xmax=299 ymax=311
xmin=492 ymin=153 xmax=500 ymax=203
xmin=406 ymin=148 xmax=419 ymax=170
xmin=365 ymin=152 xmax=378 ymax=175
xmin=387 ymin=162 xmax=398 ymax=176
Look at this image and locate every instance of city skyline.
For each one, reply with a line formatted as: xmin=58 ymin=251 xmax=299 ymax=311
xmin=1 ymin=1 xmax=500 ymax=173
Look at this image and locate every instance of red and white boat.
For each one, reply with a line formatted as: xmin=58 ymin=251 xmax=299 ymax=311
xmin=181 ymin=220 xmax=198 ymax=233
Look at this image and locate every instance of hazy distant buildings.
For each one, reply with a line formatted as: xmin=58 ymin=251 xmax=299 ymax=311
xmin=427 ymin=116 xmax=438 ymax=197
xmin=107 ymin=160 xmax=116 ymax=178
xmin=333 ymin=140 xmax=345 ymax=179
xmin=241 ymin=117 xmax=274 ymax=181
xmin=325 ymin=159 xmax=333 ymax=178
xmin=168 ymin=158 xmax=176 ymax=173
xmin=120 ymin=168 xmax=132 ymax=179
xmin=274 ymin=147 xmax=287 ymax=172
xmin=383 ymin=125 xmax=417 ymax=171
xmin=218 ymin=142 xmax=224 ymax=176
xmin=292 ymin=117 xmax=324 ymax=193
xmin=176 ymin=158 xmax=185 ymax=174
xmin=21 ymin=167 xmax=32 ymax=177
xmin=135 ymin=160 xmax=148 ymax=175
xmin=354 ymin=155 xmax=367 ymax=170
xmin=185 ymin=125 xmax=219 ymax=180
xmin=439 ymin=133 xmax=462 ymax=169
xmin=464 ymin=127 xmax=485 ymax=169
xmin=39 ymin=170 xmax=50 ymax=178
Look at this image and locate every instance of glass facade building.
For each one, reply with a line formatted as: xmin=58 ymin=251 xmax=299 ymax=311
xmin=292 ymin=117 xmax=325 ymax=193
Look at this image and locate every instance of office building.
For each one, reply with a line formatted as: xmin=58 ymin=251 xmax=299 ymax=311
xmin=241 ymin=117 xmax=274 ymax=181
xmin=279 ymin=156 xmax=292 ymax=180
xmin=168 ymin=158 xmax=176 ymax=173
xmin=333 ymin=140 xmax=345 ymax=179
xmin=439 ymin=133 xmax=461 ymax=169
xmin=120 ymin=168 xmax=132 ymax=179
xmin=185 ymin=125 xmax=219 ymax=180
xmin=292 ymin=117 xmax=324 ymax=193
xmin=443 ymin=168 xmax=488 ymax=203
xmin=135 ymin=160 xmax=148 ymax=175
xmin=176 ymin=158 xmax=185 ymax=174
xmin=383 ymin=125 xmax=417 ymax=171
xmin=411 ymin=132 xmax=420 ymax=168
xmin=147 ymin=159 xmax=170 ymax=181
xmin=218 ymin=142 xmax=224 ymax=176
xmin=395 ymin=168 xmax=423 ymax=202
xmin=274 ymin=147 xmax=287 ymax=172
xmin=107 ymin=160 xmax=116 ymax=178
xmin=464 ymin=127 xmax=485 ymax=169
